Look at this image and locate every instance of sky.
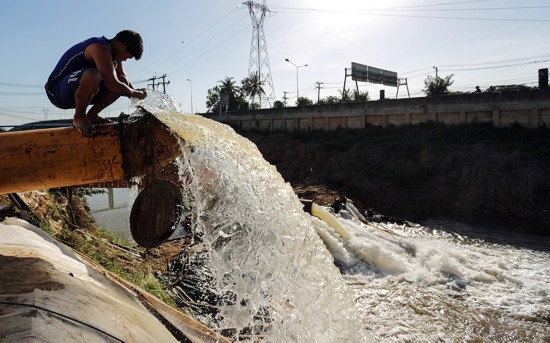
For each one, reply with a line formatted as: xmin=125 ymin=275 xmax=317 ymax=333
xmin=0 ymin=0 xmax=549 ymax=127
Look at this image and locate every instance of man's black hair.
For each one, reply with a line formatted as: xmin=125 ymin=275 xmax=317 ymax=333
xmin=114 ymin=30 xmax=143 ymax=60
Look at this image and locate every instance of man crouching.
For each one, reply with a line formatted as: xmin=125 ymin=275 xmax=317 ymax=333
xmin=45 ymin=30 xmax=147 ymax=137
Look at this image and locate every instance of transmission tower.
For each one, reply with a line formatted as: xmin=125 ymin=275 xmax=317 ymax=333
xmin=244 ymin=0 xmax=275 ymax=108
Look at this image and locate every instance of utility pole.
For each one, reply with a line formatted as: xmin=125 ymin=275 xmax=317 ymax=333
xmin=216 ymin=80 xmax=223 ymax=118
xmin=157 ymin=74 xmax=170 ymax=93
xmin=316 ymin=82 xmax=324 ymax=104
xmin=433 ymin=66 xmax=438 ymax=78
xmin=283 ymin=91 xmax=288 ymax=107
xmin=187 ymin=79 xmax=193 ymax=114
xmin=147 ymin=75 xmax=157 ymax=90
xmin=148 ymin=74 xmax=170 ymax=93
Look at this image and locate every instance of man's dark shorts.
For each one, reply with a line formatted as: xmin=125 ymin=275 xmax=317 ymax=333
xmin=47 ymin=69 xmax=106 ymax=109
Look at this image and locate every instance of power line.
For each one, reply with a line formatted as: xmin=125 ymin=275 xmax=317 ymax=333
xmin=163 ymin=15 xmax=249 ymax=75
xmin=184 ymin=8 xmax=241 ymax=47
xmin=360 ymin=12 xmax=550 ymax=23
xmin=0 ymin=112 xmax=39 ymax=121
xmin=440 ymin=59 xmax=550 ymax=72
xmin=144 ymin=13 xmax=249 ymax=79
xmin=400 ymin=54 xmax=550 ymax=78
xmin=0 ymin=82 xmax=43 ymax=88
xmin=380 ymin=0 xmax=492 ymax=9
xmin=401 ymin=67 xmax=434 ymax=76
xmin=384 ymin=6 xmax=550 ymax=12
xmin=0 ymin=92 xmax=43 ymax=95
xmin=166 ymin=24 xmax=250 ymax=76
xmin=270 ymin=1 xmax=545 ymax=12
xmin=140 ymin=9 xmax=239 ymax=78
xmin=270 ymin=2 xmax=550 ymax=22
xmin=438 ymin=54 xmax=550 ymax=68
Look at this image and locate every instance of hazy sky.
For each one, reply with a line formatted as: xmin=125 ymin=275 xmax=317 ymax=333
xmin=1 ymin=0 xmax=549 ymax=126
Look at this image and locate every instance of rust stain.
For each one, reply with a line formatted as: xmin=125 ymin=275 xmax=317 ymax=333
xmin=0 ymin=255 xmax=65 ymax=294
xmin=22 ymin=309 xmax=39 ymax=318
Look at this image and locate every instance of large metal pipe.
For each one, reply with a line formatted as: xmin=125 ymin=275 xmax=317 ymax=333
xmin=0 ymin=112 xmax=181 ymax=195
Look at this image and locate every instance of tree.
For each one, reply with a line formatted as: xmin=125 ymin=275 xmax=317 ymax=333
xmin=219 ymin=77 xmax=239 ymax=101
xmin=351 ymin=89 xmax=369 ymax=102
xmin=336 ymin=89 xmax=370 ymax=103
xmin=318 ymin=95 xmax=340 ymax=105
xmin=205 ymin=77 xmax=249 ymax=113
xmin=241 ymin=73 xmax=266 ymax=108
xmin=338 ymin=88 xmax=353 ymax=102
xmin=296 ymin=97 xmax=313 ymax=107
xmin=273 ymin=100 xmax=284 ymax=108
xmin=423 ymin=74 xmax=454 ymax=96
xmin=206 ymin=86 xmax=221 ymax=113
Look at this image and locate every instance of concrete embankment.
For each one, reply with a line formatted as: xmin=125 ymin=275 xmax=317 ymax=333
xmin=216 ymin=89 xmax=550 ymax=132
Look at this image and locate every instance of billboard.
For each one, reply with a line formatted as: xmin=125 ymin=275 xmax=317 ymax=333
xmin=351 ymin=62 xmax=398 ymax=87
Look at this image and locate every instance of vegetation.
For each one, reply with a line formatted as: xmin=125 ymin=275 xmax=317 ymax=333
xmin=338 ymin=88 xmax=369 ymax=102
xmin=317 ymin=95 xmax=340 ymax=105
xmin=206 ymin=67 xmax=544 ymax=109
xmin=205 ymin=74 xmax=267 ymax=112
xmin=204 ymin=74 xmax=374 ymax=112
xmin=202 ymin=72 xmax=534 ymax=115
xmin=296 ymin=96 xmax=313 ymax=107
xmin=2 ymin=189 xmax=177 ymax=307
xmin=206 ymin=77 xmax=245 ymax=113
xmin=273 ymin=100 xmax=284 ymax=108
xmin=241 ymin=72 xmax=266 ymax=109
xmin=423 ymin=74 xmax=455 ymax=96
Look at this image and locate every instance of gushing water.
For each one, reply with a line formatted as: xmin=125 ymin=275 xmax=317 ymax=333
xmin=135 ymin=92 xmax=363 ymax=342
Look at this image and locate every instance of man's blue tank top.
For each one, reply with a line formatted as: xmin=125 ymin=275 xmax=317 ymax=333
xmin=45 ymin=36 xmax=109 ymax=95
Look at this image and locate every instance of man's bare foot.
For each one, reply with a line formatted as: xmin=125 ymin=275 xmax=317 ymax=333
xmin=73 ymin=114 xmax=95 ymax=137
xmin=87 ymin=115 xmax=113 ymax=125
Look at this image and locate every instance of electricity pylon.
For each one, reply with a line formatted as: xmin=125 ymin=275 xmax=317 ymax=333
xmin=244 ymin=0 xmax=275 ymax=108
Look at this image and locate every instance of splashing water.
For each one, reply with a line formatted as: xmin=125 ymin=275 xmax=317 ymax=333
xmin=134 ymin=92 xmax=364 ymax=342
xmin=318 ymin=206 xmax=550 ymax=342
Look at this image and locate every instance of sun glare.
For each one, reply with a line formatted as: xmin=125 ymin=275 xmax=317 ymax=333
xmin=302 ymin=0 xmax=396 ymax=12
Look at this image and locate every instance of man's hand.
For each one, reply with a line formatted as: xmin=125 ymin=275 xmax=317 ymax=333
xmin=132 ymin=88 xmax=147 ymax=100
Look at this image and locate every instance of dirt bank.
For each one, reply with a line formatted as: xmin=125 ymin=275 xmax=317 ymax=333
xmin=242 ymin=122 xmax=550 ymax=236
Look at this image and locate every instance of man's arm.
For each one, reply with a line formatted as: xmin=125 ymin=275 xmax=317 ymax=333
xmin=84 ymin=43 xmax=145 ymax=99
xmin=115 ymin=62 xmax=135 ymax=89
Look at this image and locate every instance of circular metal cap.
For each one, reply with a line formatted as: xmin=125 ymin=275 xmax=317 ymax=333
xmin=130 ymin=179 xmax=183 ymax=248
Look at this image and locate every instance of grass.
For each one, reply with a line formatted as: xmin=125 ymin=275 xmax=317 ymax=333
xmin=34 ymin=191 xmax=177 ymax=308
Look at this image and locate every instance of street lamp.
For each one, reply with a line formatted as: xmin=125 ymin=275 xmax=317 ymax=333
xmin=186 ymin=78 xmax=193 ymax=114
xmin=216 ymin=80 xmax=223 ymax=118
xmin=285 ymin=58 xmax=308 ymax=100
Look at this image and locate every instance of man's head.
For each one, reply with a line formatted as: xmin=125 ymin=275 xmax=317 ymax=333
xmin=113 ymin=30 xmax=143 ymax=60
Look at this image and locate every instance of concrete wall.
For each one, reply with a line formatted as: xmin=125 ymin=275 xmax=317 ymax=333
xmin=205 ymin=89 xmax=550 ymax=132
